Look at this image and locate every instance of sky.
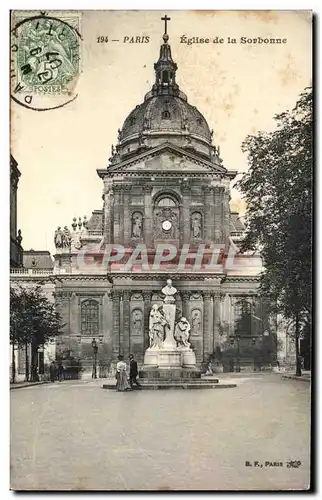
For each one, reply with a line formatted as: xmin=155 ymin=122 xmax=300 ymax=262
xmin=11 ymin=10 xmax=312 ymax=256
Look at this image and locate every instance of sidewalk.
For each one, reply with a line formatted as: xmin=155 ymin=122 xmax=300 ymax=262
xmin=10 ymin=381 xmax=48 ymax=390
xmin=10 ymin=378 xmax=103 ymax=390
xmin=281 ymin=371 xmax=311 ymax=382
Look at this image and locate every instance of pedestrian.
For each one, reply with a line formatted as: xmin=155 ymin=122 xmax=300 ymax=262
xmin=49 ymin=361 xmax=57 ymax=383
xmin=129 ymin=354 xmax=142 ymax=389
xmin=205 ymin=360 xmax=213 ymax=376
xmin=57 ymin=361 xmax=64 ymax=382
xmin=115 ymin=355 xmax=131 ymax=392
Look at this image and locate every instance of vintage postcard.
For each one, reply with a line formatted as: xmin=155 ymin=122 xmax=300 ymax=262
xmin=10 ymin=10 xmax=312 ymax=491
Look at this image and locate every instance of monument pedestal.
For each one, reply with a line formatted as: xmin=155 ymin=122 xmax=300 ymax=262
xmin=143 ymin=348 xmax=159 ymax=367
xmin=140 ymin=279 xmax=201 ymax=383
xmin=181 ymin=348 xmax=197 ymax=367
xmin=140 ymin=366 xmax=201 ymax=381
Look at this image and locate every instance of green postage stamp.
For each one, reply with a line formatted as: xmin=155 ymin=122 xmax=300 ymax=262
xmin=11 ymin=11 xmax=81 ymax=110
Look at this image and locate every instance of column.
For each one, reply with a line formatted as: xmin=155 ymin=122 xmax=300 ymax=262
xmin=119 ymin=187 xmax=124 ymax=242
xmin=203 ymin=186 xmax=214 ymax=244
xmin=123 ymin=185 xmax=131 ymax=244
xmin=214 ymin=186 xmax=224 ymax=243
xmin=229 ymin=295 xmax=236 ymax=336
xmin=112 ymin=291 xmax=121 ymax=357
xmin=203 ymin=291 xmax=213 ymax=361
xmin=69 ymin=292 xmax=77 ymax=336
xmin=182 ymin=291 xmax=190 ymax=320
xmin=103 ymin=181 xmax=113 ymax=244
xmin=143 ymin=291 xmax=152 ymax=351
xmin=144 ymin=185 xmax=153 ymax=249
xmin=208 ymin=186 xmax=215 ymax=242
xmin=212 ymin=291 xmax=222 ymax=350
xmin=113 ymin=186 xmax=121 ymax=244
xmin=122 ymin=291 xmax=130 ymax=358
xmin=223 ymin=188 xmax=231 ymax=248
xmin=181 ymin=182 xmax=191 ymax=244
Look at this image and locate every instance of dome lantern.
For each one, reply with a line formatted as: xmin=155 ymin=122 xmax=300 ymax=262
xmin=152 ymin=15 xmax=180 ymax=97
xmin=115 ymin=15 xmax=214 ymax=161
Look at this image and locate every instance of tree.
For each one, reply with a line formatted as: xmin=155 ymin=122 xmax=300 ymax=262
xmin=236 ymin=87 xmax=312 ymax=376
xmin=10 ymin=286 xmax=65 ymax=382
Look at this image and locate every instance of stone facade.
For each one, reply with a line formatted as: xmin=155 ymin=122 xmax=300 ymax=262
xmin=50 ymin=25 xmax=269 ymax=373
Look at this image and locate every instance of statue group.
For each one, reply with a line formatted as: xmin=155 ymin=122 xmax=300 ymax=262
xmin=149 ymin=305 xmax=191 ymax=349
xmin=148 ymin=279 xmax=191 ymax=349
xmin=54 ymin=226 xmax=72 ymax=249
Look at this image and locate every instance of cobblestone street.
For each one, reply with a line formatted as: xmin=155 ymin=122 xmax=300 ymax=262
xmin=10 ymin=373 xmax=310 ymax=491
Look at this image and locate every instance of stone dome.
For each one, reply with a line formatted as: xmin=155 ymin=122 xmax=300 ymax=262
xmin=121 ymin=93 xmax=212 ymax=144
xmin=111 ymin=30 xmax=218 ymax=163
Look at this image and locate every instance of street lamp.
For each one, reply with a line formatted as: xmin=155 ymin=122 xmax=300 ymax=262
xmin=91 ymin=338 xmax=98 ymax=379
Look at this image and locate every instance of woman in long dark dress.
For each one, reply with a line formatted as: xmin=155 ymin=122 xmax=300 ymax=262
xmin=115 ymin=355 xmax=131 ymax=391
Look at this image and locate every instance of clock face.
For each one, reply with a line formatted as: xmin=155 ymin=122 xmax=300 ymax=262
xmin=162 ymin=220 xmax=172 ymax=231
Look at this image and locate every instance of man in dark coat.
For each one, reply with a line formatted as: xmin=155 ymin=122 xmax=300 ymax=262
xmin=49 ymin=361 xmax=57 ymax=382
xmin=129 ymin=354 xmax=142 ymax=389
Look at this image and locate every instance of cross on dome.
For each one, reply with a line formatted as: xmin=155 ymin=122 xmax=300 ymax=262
xmin=161 ymin=14 xmax=171 ymax=37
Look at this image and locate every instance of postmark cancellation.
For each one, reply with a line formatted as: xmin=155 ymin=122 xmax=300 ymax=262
xmin=11 ymin=11 xmax=82 ymax=110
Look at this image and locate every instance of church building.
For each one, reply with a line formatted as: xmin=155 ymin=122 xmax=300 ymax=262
xmin=53 ymin=20 xmax=266 ymax=374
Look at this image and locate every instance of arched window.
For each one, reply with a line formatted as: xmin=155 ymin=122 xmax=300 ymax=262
xmin=162 ymin=70 xmax=169 ymax=83
xmin=156 ymin=196 xmax=176 ymax=207
xmin=81 ymin=299 xmax=99 ymax=336
xmin=162 ymin=110 xmax=171 ymax=120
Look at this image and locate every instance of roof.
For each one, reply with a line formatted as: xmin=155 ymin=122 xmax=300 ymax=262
xmin=121 ymin=94 xmax=212 ymax=144
xmin=87 ymin=210 xmax=103 ymax=231
xmin=23 ymin=250 xmax=54 ymax=269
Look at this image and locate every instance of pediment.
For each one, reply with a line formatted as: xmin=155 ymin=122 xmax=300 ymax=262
xmin=103 ymin=143 xmax=227 ymax=176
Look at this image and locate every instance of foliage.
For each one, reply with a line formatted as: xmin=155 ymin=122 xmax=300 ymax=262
xmin=236 ymin=87 xmax=312 ymax=374
xmin=236 ymin=87 xmax=312 ymax=324
xmin=10 ymin=285 xmax=65 ymax=347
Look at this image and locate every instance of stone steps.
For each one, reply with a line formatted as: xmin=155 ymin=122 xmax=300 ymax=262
xmin=140 ymin=378 xmax=219 ymax=384
xmin=102 ymin=382 xmax=236 ymax=390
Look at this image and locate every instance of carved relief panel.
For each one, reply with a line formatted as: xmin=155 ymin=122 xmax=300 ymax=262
xmin=190 ymin=308 xmax=202 ymax=336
